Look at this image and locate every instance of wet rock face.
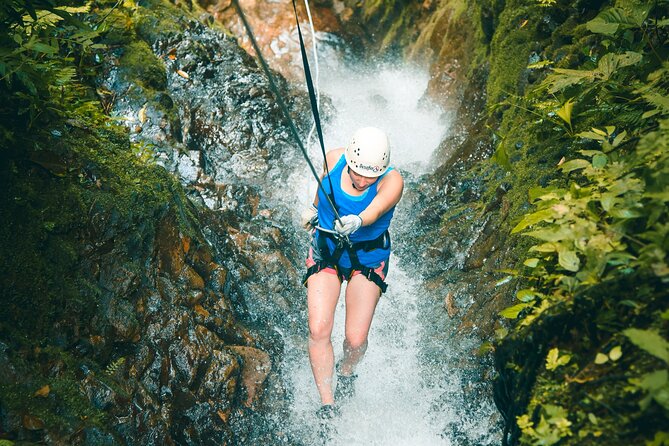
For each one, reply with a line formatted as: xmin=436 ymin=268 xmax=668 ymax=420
xmin=196 ymin=0 xmax=344 ymax=80
xmin=1 ymin=3 xmax=311 ymax=444
xmin=0 ymin=197 xmax=283 ymax=444
xmin=100 ymin=14 xmax=310 ymax=212
xmin=99 ymin=0 xmax=310 ymax=351
xmin=93 ymin=3 xmax=309 ymax=443
xmin=100 ymin=215 xmax=241 ymax=444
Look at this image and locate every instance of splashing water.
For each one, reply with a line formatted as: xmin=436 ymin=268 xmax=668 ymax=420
xmin=284 ymin=259 xmax=450 ymax=445
xmin=292 ymin=43 xmax=449 ymax=209
xmin=278 ymin=35 xmax=499 ymax=445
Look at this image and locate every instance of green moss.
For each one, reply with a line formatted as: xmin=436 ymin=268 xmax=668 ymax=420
xmin=134 ymin=0 xmax=189 ymax=43
xmin=119 ymin=41 xmax=167 ymax=91
xmin=0 ymin=347 xmax=111 ymax=437
xmin=0 ymin=106 xmax=202 ymax=342
xmin=487 ymin=3 xmax=543 ymax=104
xmin=99 ymin=8 xmax=135 ymax=46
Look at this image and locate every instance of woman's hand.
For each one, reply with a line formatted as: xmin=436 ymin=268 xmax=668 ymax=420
xmin=301 ymin=204 xmax=319 ymax=230
xmin=334 ymin=214 xmax=362 ymax=236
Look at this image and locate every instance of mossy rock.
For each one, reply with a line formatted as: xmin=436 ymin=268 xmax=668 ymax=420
xmin=118 ymin=41 xmax=167 ymax=91
xmin=99 ymin=8 xmax=136 ymax=46
xmin=134 ymin=0 xmax=188 ymax=43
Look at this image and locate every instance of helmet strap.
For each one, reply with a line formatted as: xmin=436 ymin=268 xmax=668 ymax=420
xmin=347 ymin=166 xmax=359 ymax=190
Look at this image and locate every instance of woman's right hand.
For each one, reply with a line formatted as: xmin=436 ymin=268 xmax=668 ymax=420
xmin=301 ymin=204 xmax=319 ymax=230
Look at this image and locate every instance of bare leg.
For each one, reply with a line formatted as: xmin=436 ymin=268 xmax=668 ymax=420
xmin=339 ymin=274 xmax=381 ymax=376
xmin=307 ymin=271 xmax=342 ymax=405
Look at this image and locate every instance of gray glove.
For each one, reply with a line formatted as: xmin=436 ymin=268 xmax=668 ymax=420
xmin=301 ymin=204 xmax=318 ymax=230
xmin=334 ymin=214 xmax=362 ymax=236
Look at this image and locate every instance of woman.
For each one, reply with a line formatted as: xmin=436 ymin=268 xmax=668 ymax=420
xmin=301 ymin=127 xmax=404 ymax=417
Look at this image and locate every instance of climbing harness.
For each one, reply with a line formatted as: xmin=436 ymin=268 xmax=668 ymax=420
xmin=302 ymin=229 xmax=390 ymax=293
xmin=232 ymin=0 xmax=391 ymax=292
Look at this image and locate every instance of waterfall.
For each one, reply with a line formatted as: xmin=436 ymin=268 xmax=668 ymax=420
xmin=274 ymin=35 xmax=499 ymax=445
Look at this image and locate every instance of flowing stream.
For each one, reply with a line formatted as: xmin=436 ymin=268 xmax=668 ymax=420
xmin=272 ymin=36 xmax=499 ymax=445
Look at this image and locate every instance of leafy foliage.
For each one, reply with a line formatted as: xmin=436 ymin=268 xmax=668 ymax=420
xmin=0 ymin=0 xmax=104 ymax=140
xmin=491 ymin=1 xmax=669 ymax=444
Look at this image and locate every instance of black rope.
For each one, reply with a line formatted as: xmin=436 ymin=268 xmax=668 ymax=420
xmin=230 ymin=0 xmax=342 ymax=224
xmin=290 ymin=0 xmax=337 ymax=210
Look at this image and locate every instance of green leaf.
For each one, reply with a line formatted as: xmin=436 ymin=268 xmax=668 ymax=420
xmin=643 ymin=92 xmax=669 ymax=114
xmin=512 ymin=208 xmax=556 ymax=233
xmin=587 ymin=17 xmax=620 ymax=35
xmin=560 ymin=159 xmax=590 ymax=173
xmin=544 ymin=68 xmax=594 ymax=93
xmin=592 ymin=153 xmax=608 ymax=168
xmin=492 ymin=140 xmax=510 ymax=170
xmin=642 ymin=109 xmax=662 ymax=119
xmin=579 ymin=150 xmax=605 ymax=157
xmin=609 ymin=207 xmax=643 ymax=219
xmin=595 ymin=352 xmax=609 ymax=364
xmin=526 ymin=227 xmax=573 ymax=243
xmin=597 ymin=52 xmax=643 ymax=80
xmin=577 ymin=130 xmax=607 ymax=141
xmin=609 ymin=346 xmax=623 ymax=361
xmin=517 ymin=289 xmax=540 ymax=302
xmin=546 ymin=347 xmax=571 ymax=371
xmin=637 ymin=369 xmax=669 ymax=410
xmin=624 ymin=329 xmax=669 ymax=364
xmin=546 ymin=347 xmax=559 ymax=370
xmin=612 ymin=130 xmax=627 ymax=148
xmin=558 ymin=247 xmax=580 ymax=272
xmin=499 ymin=303 xmax=532 ymax=319
xmin=55 ymin=5 xmax=91 ymax=13
xmin=557 ymin=98 xmax=575 ymax=128
xmin=477 ymin=341 xmax=494 ymax=356
xmin=530 ymin=243 xmax=557 ymax=253
xmin=586 ymin=7 xmax=648 ymax=36
xmin=28 ymin=42 xmax=58 ymax=55
xmin=495 ymin=275 xmax=514 ymax=286
xmin=528 ymin=186 xmax=562 ymax=202
xmin=524 ymin=258 xmax=540 ymax=268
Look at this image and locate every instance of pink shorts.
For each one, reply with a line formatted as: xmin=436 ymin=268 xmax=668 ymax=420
xmin=306 ymin=245 xmax=389 ymax=283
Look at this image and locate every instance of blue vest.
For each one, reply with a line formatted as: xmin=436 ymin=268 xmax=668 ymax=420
xmin=316 ymin=155 xmax=395 ymax=268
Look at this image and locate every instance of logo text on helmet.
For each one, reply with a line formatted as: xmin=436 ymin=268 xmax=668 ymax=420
xmin=358 ymin=163 xmax=383 ymax=172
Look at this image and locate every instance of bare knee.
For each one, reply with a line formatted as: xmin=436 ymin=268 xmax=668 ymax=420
xmin=344 ymin=335 xmax=368 ymax=352
xmin=309 ymin=322 xmax=333 ymax=344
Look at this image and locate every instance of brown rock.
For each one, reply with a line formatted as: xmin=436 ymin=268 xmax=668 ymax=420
xmin=182 ymin=235 xmax=191 ymax=254
xmin=197 ymin=349 xmax=239 ymax=401
xmin=156 ymin=218 xmax=186 ymax=278
xmin=444 ymin=292 xmax=458 ymax=317
xmin=227 ymin=346 xmax=271 ymax=407
xmin=184 ymin=264 xmax=205 ymax=290
xmin=201 ymin=0 xmax=343 ymax=80
xmin=23 ymin=414 xmax=45 ymax=430
xmin=194 ymin=304 xmax=210 ymax=318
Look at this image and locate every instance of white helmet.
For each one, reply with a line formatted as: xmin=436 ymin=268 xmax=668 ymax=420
xmin=344 ymin=127 xmax=390 ymax=177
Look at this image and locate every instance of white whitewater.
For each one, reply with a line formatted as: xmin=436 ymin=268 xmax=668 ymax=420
xmin=281 ymin=35 xmax=498 ymax=445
